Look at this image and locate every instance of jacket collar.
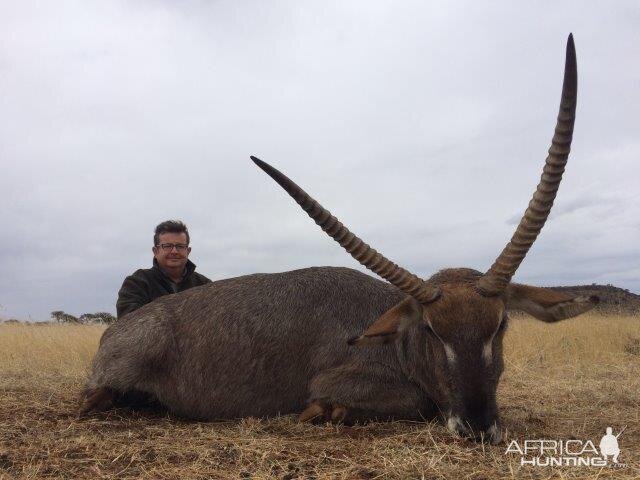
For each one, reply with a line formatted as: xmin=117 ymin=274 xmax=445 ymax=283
xmin=152 ymin=258 xmax=197 ymax=283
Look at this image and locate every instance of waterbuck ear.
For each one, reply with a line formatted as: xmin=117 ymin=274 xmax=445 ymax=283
xmin=348 ymin=296 xmax=423 ymax=346
xmin=507 ymin=283 xmax=599 ymax=322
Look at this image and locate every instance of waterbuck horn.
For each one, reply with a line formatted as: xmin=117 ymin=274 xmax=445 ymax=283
xmin=476 ymin=34 xmax=578 ymax=296
xmin=251 ymin=156 xmax=441 ymax=304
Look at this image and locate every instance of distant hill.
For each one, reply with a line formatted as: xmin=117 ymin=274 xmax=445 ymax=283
xmin=551 ymin=284 xmax=640 ymax=315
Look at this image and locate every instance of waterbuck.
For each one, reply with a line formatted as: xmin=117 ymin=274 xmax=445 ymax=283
xmin=82 ymin=35 xmax=596 ymax=444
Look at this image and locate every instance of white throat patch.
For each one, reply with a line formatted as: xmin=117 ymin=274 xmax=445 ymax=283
xmin=444 ymin=343 xmax=456 ymax=365
xmin=482 ymin=341 xmax=493 ymax=365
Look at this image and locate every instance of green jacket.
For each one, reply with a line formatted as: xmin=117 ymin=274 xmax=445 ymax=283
xmin=116 ymin=259 xmax=211 ymax=318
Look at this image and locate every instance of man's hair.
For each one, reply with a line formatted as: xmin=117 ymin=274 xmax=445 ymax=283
xmin=154 ymin=220 xmax=190 ymax=246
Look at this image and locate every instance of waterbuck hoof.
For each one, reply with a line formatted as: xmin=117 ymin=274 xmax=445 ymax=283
xmin=78 ymin=387 xmax=116 ymax=415
xmin=299 ymin=401 xmax=326 ymax=422
xmin=330 ymin=405 xmax=347 ymax=422
xmin=299 ymin=401 xmax=348 ymax=424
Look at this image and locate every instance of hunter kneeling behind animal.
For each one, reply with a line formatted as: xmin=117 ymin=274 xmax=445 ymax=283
xmin=116 ymin=220 xmax=211 ymax=318
xmin=82 ymin=35 xmax=598 ymax=445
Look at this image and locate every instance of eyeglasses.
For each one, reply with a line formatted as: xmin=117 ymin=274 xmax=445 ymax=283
xmin=157 ymin=243 xmax=189 ymax=252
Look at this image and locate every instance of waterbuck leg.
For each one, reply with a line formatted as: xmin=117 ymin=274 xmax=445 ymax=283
xmin=299 ymin=400 xmax=348 ymax=423
xmin=79 ymin=387 xmax=117 ymax=414
xmin=330 ymin=405 xmax=348 ymax=422
xmin=306 ymin=362 xmax=436 ymax=423
xmin=299 ymin=401 xmax=327 ymax=422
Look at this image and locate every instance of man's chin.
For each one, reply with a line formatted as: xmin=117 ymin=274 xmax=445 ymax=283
xmin=164 ymin=260 xmax=186 ymax=268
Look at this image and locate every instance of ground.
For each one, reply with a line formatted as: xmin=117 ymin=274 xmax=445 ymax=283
xmin=0 ymin=315 xmax=638 ymax=479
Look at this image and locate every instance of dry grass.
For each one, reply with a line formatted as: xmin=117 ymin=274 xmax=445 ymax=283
xmin=0 ymin=315 xmax=638 ymax=479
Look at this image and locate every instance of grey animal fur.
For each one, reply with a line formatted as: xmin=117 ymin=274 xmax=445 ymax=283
xmin=84 ymin=266 xmax=440 ymax=421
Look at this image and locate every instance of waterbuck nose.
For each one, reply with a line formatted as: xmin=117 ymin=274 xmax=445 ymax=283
xmin=447 ymin=415 xmax=502 ymax=445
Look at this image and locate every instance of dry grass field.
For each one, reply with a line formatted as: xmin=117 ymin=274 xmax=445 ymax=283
xmin=0 ymin=315 xmax=638 ymax=479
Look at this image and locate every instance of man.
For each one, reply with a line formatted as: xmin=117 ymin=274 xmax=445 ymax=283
xmin=116 ymin=220 xmax=211 ymax=318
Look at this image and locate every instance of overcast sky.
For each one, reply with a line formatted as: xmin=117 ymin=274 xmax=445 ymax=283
xmin=1 ymin=1 xmax=638 ymax=320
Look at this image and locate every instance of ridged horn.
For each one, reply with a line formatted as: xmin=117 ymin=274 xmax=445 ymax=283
xmin=477 ymin=34 xmax=578 ymax=296
xmin=251 ymin=156 xmax=441 ymax=304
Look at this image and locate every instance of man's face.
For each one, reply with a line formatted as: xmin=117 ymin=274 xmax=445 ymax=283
xmin=153 ymin=232 xmax=191 ymax=273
